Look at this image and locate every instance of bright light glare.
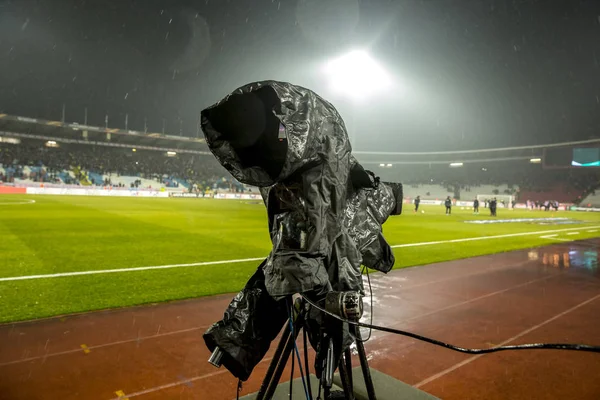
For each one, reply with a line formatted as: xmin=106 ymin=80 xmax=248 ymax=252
xmin=450 ymin=162 xmax=463 ymax=167
xmin=323 ymin=50 xmax=392 ymax=101
xmin=379 ymin=163 xmax=385 ymax=167
xmin=167 ymin=151 xmax=177 ymax=156
xmin=530 ymin=158 xmax=541 ymax=163
xmin=386 ymin=163 xmax=392 ymax=167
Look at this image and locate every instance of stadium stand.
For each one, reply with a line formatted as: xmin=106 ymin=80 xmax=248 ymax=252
xmin=580 ymin=191 xmax=600 ymax=207
xmin=1 ymin=129 xmax=599 ymax=206
xmin=403 ymin=184 xmax=454 ymax=200
xmin=0 ymin=139 xmax=228 ymax=191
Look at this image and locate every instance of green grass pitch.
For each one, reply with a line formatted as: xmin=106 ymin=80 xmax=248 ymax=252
xmin=1 ymin=194 xmax=599 ymax=323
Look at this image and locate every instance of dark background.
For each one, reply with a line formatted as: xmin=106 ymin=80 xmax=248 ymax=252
xmin=1 ymin=0 xmax=599 ymax=151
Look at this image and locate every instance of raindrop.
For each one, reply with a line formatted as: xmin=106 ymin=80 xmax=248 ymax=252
xmin=21 ymin=18 xmax=29 ymax=31
xmin=245 ymin=17 xmax=249 ymax=23
xmin=169 ymin=18 xmax=173 ymax=24
xmin=72 ymin=76 xmax=77 ymax=82
xmin=165 ymin=31 xmax=169 ymax=40
xmin=278 ymin=2 xmax=281 ymax=10
xmin=160 ymin=9 xmax=164 ymax=15
xmin=124 ymin=93 xmax=129 ymax=100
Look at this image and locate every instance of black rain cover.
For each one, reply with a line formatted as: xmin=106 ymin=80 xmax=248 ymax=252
xmin=201 ymin=81 xmax=402 ymax=382
xmin=201 ymin=81 xmax=361 ymax=298
xmin=203 ymin=264 xmax=287 ymax=382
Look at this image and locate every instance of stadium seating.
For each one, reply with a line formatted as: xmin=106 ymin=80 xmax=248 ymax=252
xmin=87 ymin=171 xmax=104 ymax=186
xmin=2 ymin=139 xmax=598 ymax=203
xmin=403 ymin=184 xmax=454 ymax=200
xmin=518 ymin=183 xmax=582 ymax=204
xmin=579 ymin=190 xmax=600 ymax=207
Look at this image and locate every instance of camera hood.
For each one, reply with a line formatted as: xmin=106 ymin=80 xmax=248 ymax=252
xmin=201 ymin=81 xmax=351 ymax=187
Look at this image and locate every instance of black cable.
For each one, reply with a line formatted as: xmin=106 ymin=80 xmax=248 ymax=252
xmin=288 ymin=300 xmax=309 ymax=400
xmin=289 ymin=304 xmax=295 ymax=400
xmin=303 ymin=326 xmax=313 ymax=400
xmin=357 ymin=266 xmax=373 ymax=343
xmin=290 ymin=331 xmax=295 ymax=400
xmin=300 ymin=295 xmax=600 ymax=355
xmin=236 ymin=380 xmax=242 ymax=400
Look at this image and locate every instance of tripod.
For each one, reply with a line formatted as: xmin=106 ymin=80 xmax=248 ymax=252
xmin=255 ymin=297 xmax=377 ymax=400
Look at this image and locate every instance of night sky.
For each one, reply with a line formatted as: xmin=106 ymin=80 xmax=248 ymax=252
xmin=1 ymin=0 xmax=599 ymax=151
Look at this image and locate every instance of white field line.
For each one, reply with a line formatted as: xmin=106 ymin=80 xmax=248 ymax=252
xmin=588 ymin=230 xmax=598 ymax=233
xmin=567 ymin=232 xmax=580 ymax=235
xmin=1 ymin=225 xmax=599 ymax=283
xmin=390 ymin=225 xmax=599 ymax=249
xmin=540 ymin=235 xmax=571 ymax=242
xmin=0 ymin=199 xmax=35 ymax=205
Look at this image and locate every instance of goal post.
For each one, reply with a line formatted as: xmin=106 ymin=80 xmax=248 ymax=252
xmin=476 ymin=194 xmax=514 ymax=208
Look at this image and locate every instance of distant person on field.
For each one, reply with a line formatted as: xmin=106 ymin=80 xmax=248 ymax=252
xmin=445 ymin=196 xmax=452 ymax=215
xmin=414 ymin=195 xmax=421 ymax=212
xmin=473 ymin=198 xmax=479 ymax=214
xmin=490 ymin=198 xmax=497 ymax=217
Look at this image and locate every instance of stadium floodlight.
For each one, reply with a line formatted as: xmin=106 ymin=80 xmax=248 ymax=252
xmin=386 ymin=163 xmax=392 ymax=167
xmin=379 ymin=163 xmax=385 ymax=167
xmin=530 ymin=158 xmax=542 ymax=163
xmin=322 ymin=50 xmax=392 ymax=102
xmin=0 ymin=137 xmax=20 ymax=144
xmin=450 ymin=162 xmax=463 ymax=167
xmin=132 ymin=148 xmax=137 ymax=152
xmin=46 ymin=140 xmax=58 ymax=148
xmin=166 ymin=151 xmax=177 ymax=156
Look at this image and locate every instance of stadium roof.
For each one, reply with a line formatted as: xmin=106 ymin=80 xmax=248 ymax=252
xmin=0 ymin=113 xmax=209 ymax=154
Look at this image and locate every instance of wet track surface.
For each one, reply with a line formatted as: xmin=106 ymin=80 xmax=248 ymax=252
xmin=1 ymin=239 xmax=599 ymax=400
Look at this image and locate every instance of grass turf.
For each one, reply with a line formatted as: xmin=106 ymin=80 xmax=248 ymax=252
xmin=0 ymin=194 xmax=599 ymax=323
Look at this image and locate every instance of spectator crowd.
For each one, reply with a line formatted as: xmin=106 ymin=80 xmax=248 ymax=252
xmin=2 ymin=139 xmax=599 ymax=203
xmin=0 ymin=139 xmax=227 ymax=191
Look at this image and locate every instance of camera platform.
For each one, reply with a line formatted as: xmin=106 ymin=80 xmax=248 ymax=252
xmin=244 ymin=295 xmax=440 ymax=400
xmin=241 ymin=368 xmax=440 ymax=400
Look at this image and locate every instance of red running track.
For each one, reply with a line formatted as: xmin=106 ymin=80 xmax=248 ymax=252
xmin=1 ymin=239 xmax=599 ymax=400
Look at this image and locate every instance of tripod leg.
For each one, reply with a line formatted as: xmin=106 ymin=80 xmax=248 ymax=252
xmin=344 ymin=348 xmax=353 ymax=389
xmin=256 ymin=321 xmax=294 ymax=400
xmin=355 ymin=329 xmax=377 ymax=400
xmin=338 ymin=351 xmax=355 ymax=400
xmin=257 ymin=311 xmax=305 ymax=400
xmin=303 ymin=326 xmax=313 ymax=400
